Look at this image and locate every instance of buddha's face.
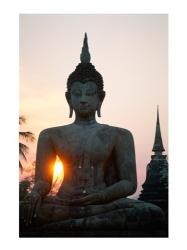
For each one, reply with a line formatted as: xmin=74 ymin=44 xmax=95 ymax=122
xmin=70 ymin=81 xmax=101 ymax=117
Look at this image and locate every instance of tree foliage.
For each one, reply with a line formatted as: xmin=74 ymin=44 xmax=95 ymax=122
xmin=19 ymin=176 xmax=34 ymax=201
xmin=19 ymin=116 xmax=35 ymax=172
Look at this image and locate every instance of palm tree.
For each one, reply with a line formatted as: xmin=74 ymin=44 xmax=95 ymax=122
xmin=19 ymin=116 xmax=35 ymax=172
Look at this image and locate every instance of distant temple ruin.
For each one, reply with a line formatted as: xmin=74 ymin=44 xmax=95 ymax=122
xmin=138 ymin=107 xmax=168 ymax=216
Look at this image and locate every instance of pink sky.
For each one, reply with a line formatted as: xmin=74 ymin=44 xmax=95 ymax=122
xmin=19 ymin=14 xmax=168 ymax=198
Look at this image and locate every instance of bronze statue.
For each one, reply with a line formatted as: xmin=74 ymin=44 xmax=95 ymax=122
xmin=20 ymin=33 xmax=165 ymax=232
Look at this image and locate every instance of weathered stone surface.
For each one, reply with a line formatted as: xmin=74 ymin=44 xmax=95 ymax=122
xmin=20 ymin=198 xmax=166 ymax=237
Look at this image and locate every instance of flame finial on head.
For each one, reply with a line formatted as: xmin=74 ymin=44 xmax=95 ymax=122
xmin=80 ymin=32 xmax=91 ymax=63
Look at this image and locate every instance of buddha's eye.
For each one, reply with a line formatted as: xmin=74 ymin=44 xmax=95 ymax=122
xmin=86 ymin=91 xmax=97 ymax=96
xmin=72 ymin=90 xmax=82 ymax=96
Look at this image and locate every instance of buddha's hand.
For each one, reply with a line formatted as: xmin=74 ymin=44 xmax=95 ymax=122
xmin=23 ymin=191 xmax=42 ymax=226
xmin=70 ymin=192 xmax=105 ymax=206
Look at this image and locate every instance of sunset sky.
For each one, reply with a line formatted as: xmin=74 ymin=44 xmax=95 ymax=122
xmin=19 ymin=14 xmax=168 ymax=198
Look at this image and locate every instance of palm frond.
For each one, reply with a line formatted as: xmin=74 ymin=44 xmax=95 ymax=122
xmin=19 ymin=160 xmax=23 ymax=173
xmin=19 ymin=131 xmax=35 ymax=142
xmin=19 ymin=142 xmax=29 ymax=160
xmin=19 ymin=115 xmax=35 ymax=174
xmin=19 ymin=116 xmax=26 ymax=125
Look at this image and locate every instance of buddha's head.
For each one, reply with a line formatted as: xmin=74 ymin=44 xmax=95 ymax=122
xmin=65 ymin=33 xmax=105 ymax=118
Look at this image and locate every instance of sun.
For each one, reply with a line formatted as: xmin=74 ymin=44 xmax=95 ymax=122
xmin=53 ymin=157 xmax=64 ymax=179
xmin=51 ymin=157 xmax=64 ymax=194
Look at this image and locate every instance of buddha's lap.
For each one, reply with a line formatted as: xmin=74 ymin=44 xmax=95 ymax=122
xmin=20 ymin=196 xmax=164 ymax=224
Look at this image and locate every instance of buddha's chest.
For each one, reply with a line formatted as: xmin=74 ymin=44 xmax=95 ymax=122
xmin=53 ymin=125 xmax=116 ymax=167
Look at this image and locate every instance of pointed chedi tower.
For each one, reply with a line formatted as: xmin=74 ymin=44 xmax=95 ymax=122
xmin=138 ymin=107 xmax=168 ymax=215
xmin=152 ymin=106 xmax=165 ymax=154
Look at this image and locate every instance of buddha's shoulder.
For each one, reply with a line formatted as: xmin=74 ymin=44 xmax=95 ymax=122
xmin=39 ymin=124 xmax=73 ymax=137
xmin=39 ymin=124 xmax=134 ymax=140
xmin=101 ymin=124 xmax=134 ymax=139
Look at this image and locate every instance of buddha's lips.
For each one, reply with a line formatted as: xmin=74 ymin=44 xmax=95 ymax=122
xmin=79 ymin=105 xmax=89 ymax=110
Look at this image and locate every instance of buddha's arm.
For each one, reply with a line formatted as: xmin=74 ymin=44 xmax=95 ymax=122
xmin=71 ymin=129 xmax=137 ymax=205
xmin=32 ymin=129 xmax=56 ymax=197
xmin=101 ymin=129 xmax=137 ymax=201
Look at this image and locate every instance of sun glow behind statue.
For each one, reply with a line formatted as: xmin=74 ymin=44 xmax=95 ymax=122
xmin=54 ymin=158 xmax=63 ymax=178
xmin=51 ymin=156 xmax=64 ymax=194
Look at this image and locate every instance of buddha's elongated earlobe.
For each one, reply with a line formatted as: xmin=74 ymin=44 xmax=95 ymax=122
xmin=69 ymin=106 xmax=73 ymax=118
xmin=97 ymin=106 xmax=101 ymax=117
xmin=97 ymin=94 xmax=105 ymax=118
xmin=65 ymin=92 xmax=73 ymax=118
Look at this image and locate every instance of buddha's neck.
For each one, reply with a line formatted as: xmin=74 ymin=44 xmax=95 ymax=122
xmin=74 ymin=114 xmax=97 ymax=126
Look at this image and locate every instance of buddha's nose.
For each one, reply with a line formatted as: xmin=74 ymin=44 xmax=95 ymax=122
xmin=80 ymin=95 xmax=88 ymax=105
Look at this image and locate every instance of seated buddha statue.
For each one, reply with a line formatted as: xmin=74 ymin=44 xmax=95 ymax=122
xmin=20 ymin=33 xmax=165 ymax=233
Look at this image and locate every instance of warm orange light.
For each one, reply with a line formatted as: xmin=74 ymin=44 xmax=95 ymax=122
xmin=53 ymin=157 xmax=64 ymax=181
xmin=51 ymin=158 xmax=64 ymax=194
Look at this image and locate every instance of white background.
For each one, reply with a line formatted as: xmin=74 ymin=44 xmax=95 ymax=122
xmin=0 ymin=0 xmax=186 ymax=249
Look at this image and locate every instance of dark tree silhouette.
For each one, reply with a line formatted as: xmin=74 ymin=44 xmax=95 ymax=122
xmin=19 ymin=116 xmax=35 ymax=172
